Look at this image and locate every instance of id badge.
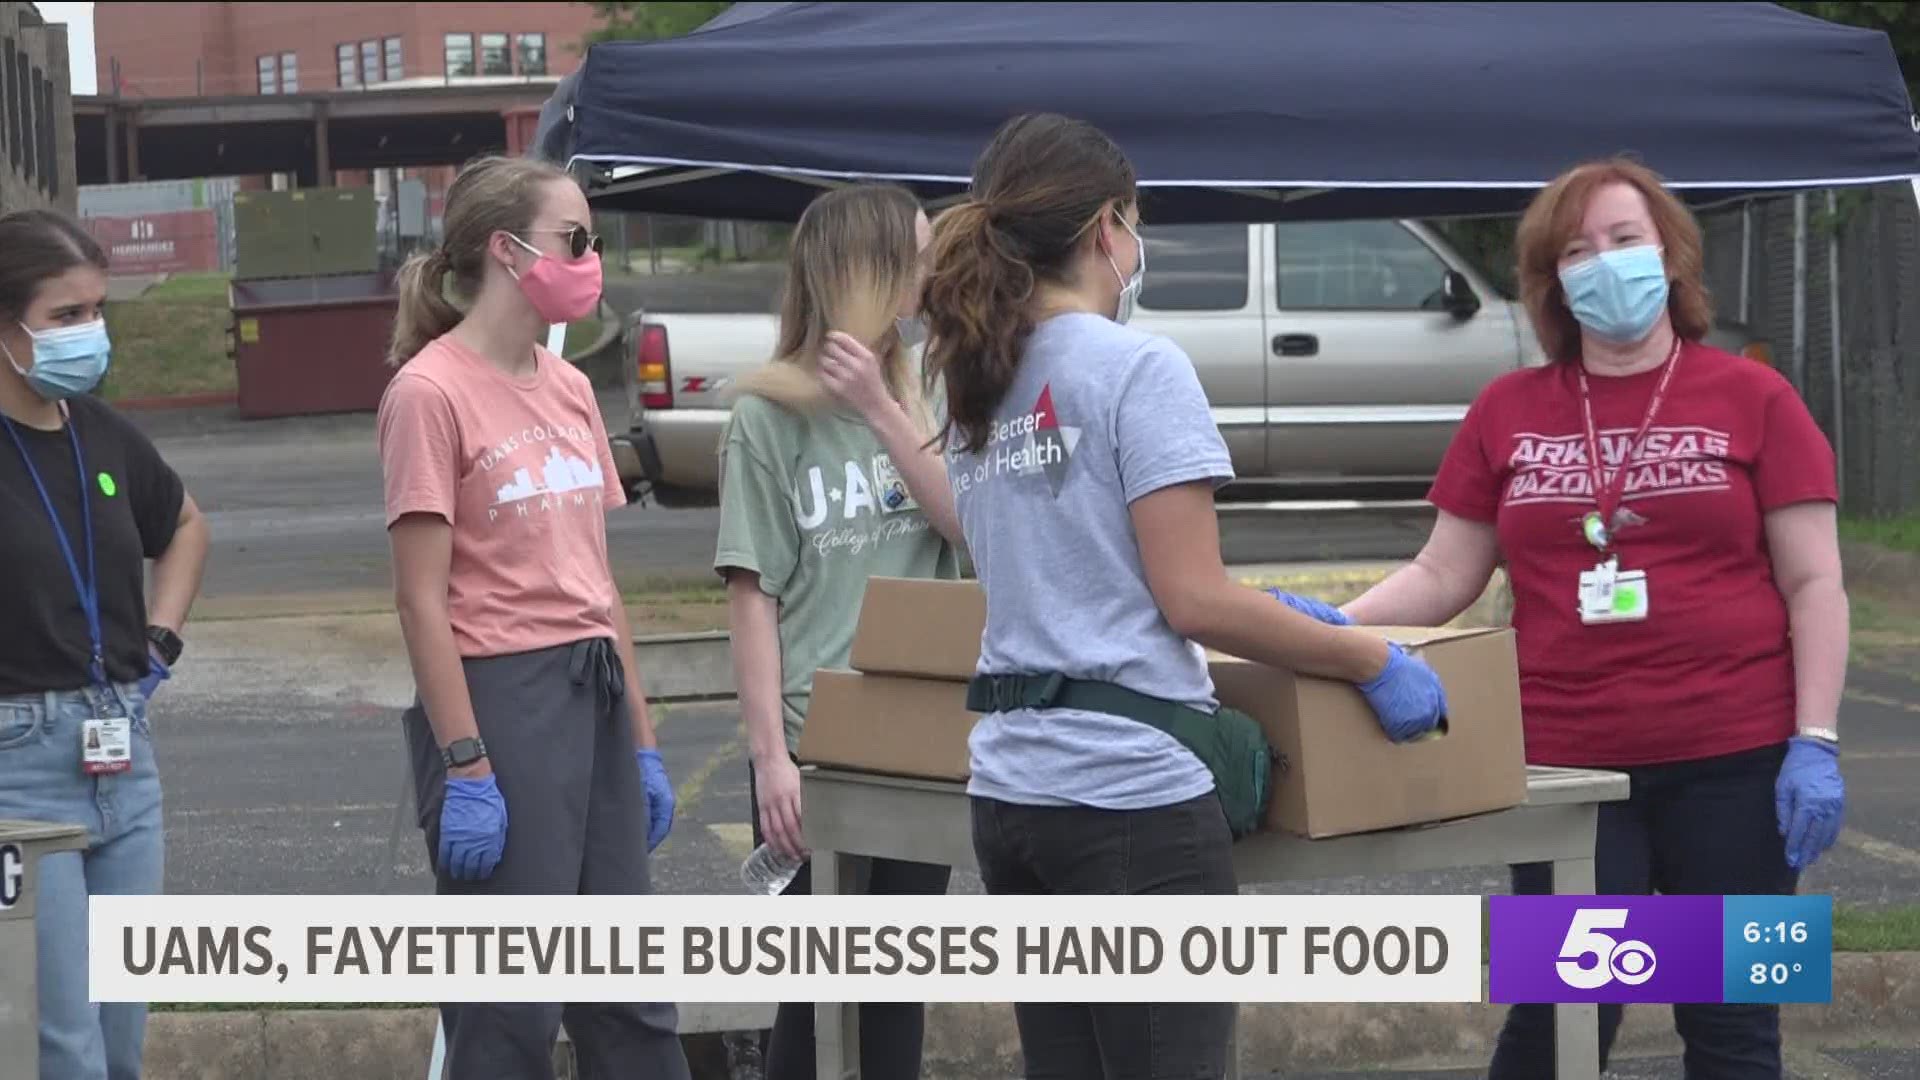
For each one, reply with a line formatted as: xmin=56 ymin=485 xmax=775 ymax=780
xmin=1578 ymin=559 xmax=1650 ymax=624
xmin=81 ymin=716 xmax=133 ymax=775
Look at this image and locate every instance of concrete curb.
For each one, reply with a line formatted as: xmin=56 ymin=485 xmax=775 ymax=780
xmin=113 ymin=391 xmax=240 ymax=413
xmin=634 ymin=631 xmax=734 ymax=704
xmin=142 ymin=952 xmax=1920 ymax=1079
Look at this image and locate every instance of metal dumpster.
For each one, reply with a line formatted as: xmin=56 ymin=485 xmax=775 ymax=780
xmin=0 ymin=820 xmax=89 ymax=1075
xmin=227 ymin=187 xmax=401 ymax=419
xmin=228 ymin=272 xmax=401 ymax=419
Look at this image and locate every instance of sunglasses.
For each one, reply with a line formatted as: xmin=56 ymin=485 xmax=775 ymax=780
xmin=523 ymin=226 xmax=605 ymax=260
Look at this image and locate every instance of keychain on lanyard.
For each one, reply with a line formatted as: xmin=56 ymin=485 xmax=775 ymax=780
xmin=2 ymin=412 xmax=131 ymax=773
xmin=1575 ymin=337 xmax=1683 ymax=552
xmin=1572 ymin=339 xmax=1681 ymax=625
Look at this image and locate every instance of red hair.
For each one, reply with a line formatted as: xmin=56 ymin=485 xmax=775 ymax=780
xmin=1515 ymin=158 xmax=1714 ymax=363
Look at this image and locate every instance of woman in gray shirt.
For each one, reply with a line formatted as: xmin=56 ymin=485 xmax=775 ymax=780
xmin=919 ymin=113 xmax=1448 ymax=1079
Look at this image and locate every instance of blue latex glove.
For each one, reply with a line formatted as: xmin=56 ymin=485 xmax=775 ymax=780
xmin=1265 ymin=588 xmax=1352 ymax=626
xmin=136 ymin=651 xmax=170 ymax=702
xmin=1357 ymin=643 xmax=1447 ymax=743
xmin=637 ymin=749 xmax=676 ymax=852
xmin=438 ymin=775 xmax=508 ymax=881
xmin=1775 ymin=736 xmax=1844 ymax=871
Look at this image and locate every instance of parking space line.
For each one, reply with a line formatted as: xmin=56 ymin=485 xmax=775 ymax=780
xmin=1783 ymin=1046 xmax=1868 ymax=1080
xmin=672 ymin=734 xmax=742 ymax=817
xmin=1839 ymin=828 xmax=1920 ymax=871
xmin=1844 ymin=688 xmax=1920 ymax=716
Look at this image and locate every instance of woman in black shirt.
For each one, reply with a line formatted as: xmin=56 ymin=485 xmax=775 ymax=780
xmin=0 ymin=209 xmax=208 ymax=1080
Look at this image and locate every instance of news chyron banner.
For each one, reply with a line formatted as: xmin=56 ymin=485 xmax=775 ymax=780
xmin=1488 ymin=895 xmax=1834 ymax=1005
xmin=90 ymin=895 xmax=1480 ymax=1004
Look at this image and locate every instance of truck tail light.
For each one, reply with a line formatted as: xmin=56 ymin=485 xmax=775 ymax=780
xmin=637 ymin=323 xmax=672 ymax=409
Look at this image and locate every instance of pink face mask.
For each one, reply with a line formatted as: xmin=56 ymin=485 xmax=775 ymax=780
xmin=506 ymin=234 xmax=603 ymax=323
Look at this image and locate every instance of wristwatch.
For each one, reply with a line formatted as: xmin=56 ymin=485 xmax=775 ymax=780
xmin=1798 ymin=726 xmax=1840 ymax=747
xmin=441 ymin=737 xmax=489 ymax=769
xmin=146 ymin=625 xmax=185 ymax=667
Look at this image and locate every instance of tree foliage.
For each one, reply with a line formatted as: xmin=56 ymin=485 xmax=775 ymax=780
xmin=586 ymin=2 xmax=735 ymax=46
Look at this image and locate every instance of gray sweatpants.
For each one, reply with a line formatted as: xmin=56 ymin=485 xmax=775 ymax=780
xmin=404 ymin=636 xmax=690 ymax=1080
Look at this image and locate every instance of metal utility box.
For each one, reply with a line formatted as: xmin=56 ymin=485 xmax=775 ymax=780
xmin=0 ymin=821 xmax=89 ymax=1076
xmin=233 ymin=188 xmax=378 ymax=281
xmin=229 ymin=273 xmax=401 ymax=419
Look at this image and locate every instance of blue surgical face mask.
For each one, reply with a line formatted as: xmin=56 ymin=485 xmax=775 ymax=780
xmin=1558 ymin=245 xmax=1669 ymax=344
xmin=5 ymin=319 xmax=113 ymax=401
xmin=1103 ymin=213 xmax=1146 ymax=325
xmin=895 ymin=315 xmax=927 ymax=349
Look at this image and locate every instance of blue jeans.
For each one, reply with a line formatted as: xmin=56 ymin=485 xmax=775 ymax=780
xmin=0 ymin=682 xmax=164 ymax=1080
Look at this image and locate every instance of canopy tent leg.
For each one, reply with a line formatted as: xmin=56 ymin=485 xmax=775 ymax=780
xmin=1792 ymin=193 xmax=1809 ymax=394
xmin=1827 ymin=189 xmax=1844 ymax=506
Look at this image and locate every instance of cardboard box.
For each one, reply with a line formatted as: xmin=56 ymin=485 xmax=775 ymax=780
xmin=797 ymin=669 xmax=978 ymax=781
xmin=847 ymin=577 xmax=987 ymax=682
xmin=813 ymin=578 xmax=1528 ymax=838
xmin=1209 ymin=626 xmax=1527 ymax=838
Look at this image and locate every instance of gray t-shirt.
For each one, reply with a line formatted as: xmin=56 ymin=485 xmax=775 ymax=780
xmin=946 ymin=313 xmax=1234 ymax=809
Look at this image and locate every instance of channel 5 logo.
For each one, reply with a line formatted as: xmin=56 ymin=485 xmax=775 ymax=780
xmin=1490 ymin=896 xmax=1724 ymax=1003
xmin=1554 ymin=907 xmax=1657 ymax=989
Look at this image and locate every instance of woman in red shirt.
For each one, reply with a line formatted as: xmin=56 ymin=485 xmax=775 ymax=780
xmin=1341 ymin=160 xmax=1848 ymax=1079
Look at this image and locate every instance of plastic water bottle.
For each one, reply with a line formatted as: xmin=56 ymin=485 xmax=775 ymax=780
xmin=740 ymin=843 xmax=806 ymax=895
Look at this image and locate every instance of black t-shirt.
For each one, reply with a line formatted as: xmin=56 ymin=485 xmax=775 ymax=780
xmin=0 ymin=396 xmax=185 ymax=695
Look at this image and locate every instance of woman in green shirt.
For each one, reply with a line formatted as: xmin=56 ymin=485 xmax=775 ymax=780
xmin=713 ymin=184 xmax=963 ymax=1080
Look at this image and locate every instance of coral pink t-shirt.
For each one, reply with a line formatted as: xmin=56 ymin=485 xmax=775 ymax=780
xmin=377 ymin=334 xmax=627 ymax=658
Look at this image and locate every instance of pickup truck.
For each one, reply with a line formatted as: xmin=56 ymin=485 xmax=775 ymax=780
xmin=607 ymin=219 xmax=1766 ymax=505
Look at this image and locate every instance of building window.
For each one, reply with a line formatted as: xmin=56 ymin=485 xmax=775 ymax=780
xmin=280 ymin=52 xmax=298 ymax=93
xmin=361 ymin=40 xmax=380 ymax=85
xmin=337 ymin=43 xmax=358 ymax=87
xmin=444 ymin=33 xmax=474 ymax=78
xmin=384 ymin=36 xmax=404 ymax=81
xmin=517 ymin=33 xmax=547 ymax=76
xmin=479 ymin=33 xmax=511 ymax=76
xmin=257 ymin=55 xmax=277 ymax=95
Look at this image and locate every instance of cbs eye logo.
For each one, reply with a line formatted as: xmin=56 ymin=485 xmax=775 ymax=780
xmin=1555 ymin=908 xmax=1658 ymax=989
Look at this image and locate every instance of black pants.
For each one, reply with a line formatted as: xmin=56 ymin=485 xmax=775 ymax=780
xmin=972 ymin=792 xmax=1239 ymax=1080
xmin=405 ymin=639 xmax=690 ymax=1080
xmin=748 ymin=765 xmax=953 ymax=1080
xmin=1490 ymin=743 xmax=1798 ymax=1080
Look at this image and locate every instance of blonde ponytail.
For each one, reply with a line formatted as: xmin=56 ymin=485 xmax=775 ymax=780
xmin=387 ymin=248 xmax=463 ymax=366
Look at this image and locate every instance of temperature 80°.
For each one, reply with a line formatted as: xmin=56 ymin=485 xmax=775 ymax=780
xmin=1749 ymin=962 xmax=1805 ymax=986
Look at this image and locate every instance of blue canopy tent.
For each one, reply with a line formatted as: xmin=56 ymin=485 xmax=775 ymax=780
xmin=541 ymin=1 xmax=1920 ymax=223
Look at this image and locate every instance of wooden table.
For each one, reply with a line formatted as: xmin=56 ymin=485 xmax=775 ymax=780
xmin=802 ymin=765 xmax=1630 ymax=1080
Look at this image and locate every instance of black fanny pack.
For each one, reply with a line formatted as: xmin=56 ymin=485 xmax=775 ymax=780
xmin=965 ymin=672 xmax=1274 ymax=839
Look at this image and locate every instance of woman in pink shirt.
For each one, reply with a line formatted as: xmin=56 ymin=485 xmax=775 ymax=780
xmin=376 ymin=155 xmax=690 ymax=1080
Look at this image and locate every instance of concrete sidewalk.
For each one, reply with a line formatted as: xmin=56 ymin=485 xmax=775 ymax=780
xmin=142 ymin=951 xmax=1920 ymax=1079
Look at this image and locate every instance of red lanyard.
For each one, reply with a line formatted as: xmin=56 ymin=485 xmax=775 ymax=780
xmin=1575 ymin=337 xmax=1683 ymax=549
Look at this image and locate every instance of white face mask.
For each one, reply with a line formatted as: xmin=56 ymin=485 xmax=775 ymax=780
xmin=1104 ymin=213 xmax=1146 ymax=325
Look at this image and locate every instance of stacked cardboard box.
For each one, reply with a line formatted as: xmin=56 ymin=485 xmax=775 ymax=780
xmin=799 ymin=577 xmax=1527 ymax=838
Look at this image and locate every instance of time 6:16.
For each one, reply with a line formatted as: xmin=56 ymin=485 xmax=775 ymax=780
xmin=1743 ymin=921 xmax=1809 ymax=944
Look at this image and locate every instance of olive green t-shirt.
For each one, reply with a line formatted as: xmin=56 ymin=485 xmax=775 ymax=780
xmin=714 ymin=393 xmax=961 ymax=753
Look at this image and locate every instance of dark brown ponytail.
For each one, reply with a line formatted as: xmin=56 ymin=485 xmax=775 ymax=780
xmin=922 ymin=114 xmax=1136 ymax=454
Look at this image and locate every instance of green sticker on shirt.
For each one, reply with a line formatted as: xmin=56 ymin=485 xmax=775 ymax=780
xmin=97 ymin=472 xmax=117 ymax=497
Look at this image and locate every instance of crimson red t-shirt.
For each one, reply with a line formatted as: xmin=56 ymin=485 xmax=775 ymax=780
xmin=1429 ymin=342 xmax=1836 ymax=767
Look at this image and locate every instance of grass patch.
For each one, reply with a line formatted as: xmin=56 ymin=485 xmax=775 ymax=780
xmin=99 ymin=273 xmax=234 ymax=402
xmin=1843 ymin=514 xmax=1920 ymax=556
xmin=1835 ymin=905 xmax=1920 ymax=952
xmin=564 ymin=317 xmax=605 ymax=356
xmin=621 ymin=576 xmax=728 ymax=635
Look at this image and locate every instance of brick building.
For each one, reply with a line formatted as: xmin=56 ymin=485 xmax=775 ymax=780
xmin=94 ymin=2 xmax=596 ymax=99
xmin=1 ymin=1 xmax=76 ymax=215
